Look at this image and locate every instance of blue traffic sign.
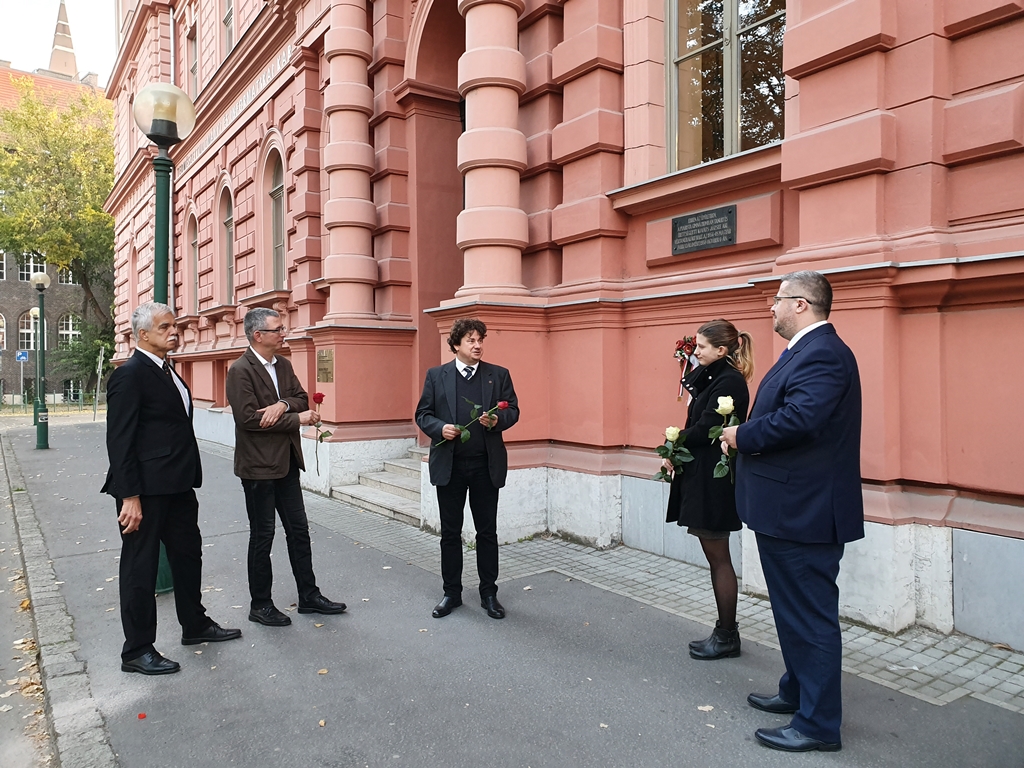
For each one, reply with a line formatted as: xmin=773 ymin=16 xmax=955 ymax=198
xmin=16 ymin=350 xmax=29 ymax=362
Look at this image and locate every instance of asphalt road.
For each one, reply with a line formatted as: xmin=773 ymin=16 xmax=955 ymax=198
xmin=7 ymin=421 xmax=1024 ymax=768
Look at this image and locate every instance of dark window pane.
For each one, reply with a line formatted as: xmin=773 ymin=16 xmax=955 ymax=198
xmin=678 ymin=0 xmax=723 ymax=56
xmin=677 ymin=45 xmax=725 ymax=168
xmin=739 ymin=16 xmax=786 ymax=152
xmin=739 ymin=0 xmax=785 ymax=29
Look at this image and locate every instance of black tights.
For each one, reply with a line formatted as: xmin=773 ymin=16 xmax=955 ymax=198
xmin=700 ymin=537 xmax=738 ymax=630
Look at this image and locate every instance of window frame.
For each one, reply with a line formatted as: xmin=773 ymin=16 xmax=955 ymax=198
xmin=0 ymin=252 xmax=5 ymax=281
xmin=58 ymin=266 xmax=77 ymax=284
xmin=223 ymin=0 xmax=235 ymax=53
xmin=18 ymin=311 xmax=38 ymax=351
xmin=270 ymin=157 xmax=285 ymax=291
xmin=187 ymin=27 xmax=199 ymax=98
xmin=0 ymin=313 xmax=6 ymax=351
xmin=667 ymin=0 xmax=787 ymax=172
xmin=221 ymin=189 xmax=234 ymax=303
xmin=19 ymin=255 xmax=45 ymax=282
xmin=57 ymin=313 xmax=82 ymax=351
xmin=188 ymin=215 xmax=200 ymax=314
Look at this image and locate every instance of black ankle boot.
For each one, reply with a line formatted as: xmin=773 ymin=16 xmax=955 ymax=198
xmin=689 ymin=621 xmax=740 ymax=660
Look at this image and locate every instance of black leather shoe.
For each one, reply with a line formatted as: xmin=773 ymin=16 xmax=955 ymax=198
xmin=747 ymin=692 xmax=799 ymax=714
xmin=298 ymin=595 xmax=347 ymax=615
xmin=121 ymin=650 xmax=181 ymax=675
xmin=182 ymin=622 xmax=242 ymax=645
xmin=248 ymin=605 xmax=292 ymax=626
xmin=689 ymin=622 xmax=740 ymax=660
xmin=481 ymin=595 xmax=505 ymax=620
xmin=432 ymin=595 xmax=462 ymax=618
xmin=755 ymin=725 xmax=841 ymax=752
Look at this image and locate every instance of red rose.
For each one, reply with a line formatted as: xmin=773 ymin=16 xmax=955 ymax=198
xmin=312 ymin=392 xmax=325 ymax=405
xmin=675 ymin=339 xmax=686 ymax=351
xmin=497 ymin=401 xmax=509 ymax=410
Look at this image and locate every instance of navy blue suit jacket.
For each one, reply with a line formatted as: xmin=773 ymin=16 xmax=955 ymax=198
xmin=415 ymin=360 xmax=519 ymax=488
xmin=735 ymin=324 xmax=864 ymax=544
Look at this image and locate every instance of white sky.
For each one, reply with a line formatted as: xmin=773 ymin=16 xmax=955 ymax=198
xmin=0 ymin=0 xmax=117 ymax=88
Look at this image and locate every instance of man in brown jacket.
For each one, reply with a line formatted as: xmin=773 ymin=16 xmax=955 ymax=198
xmin=226 ymin=307 xmax=346 ymax=626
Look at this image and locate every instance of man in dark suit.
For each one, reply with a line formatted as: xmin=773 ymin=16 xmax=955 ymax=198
xmin=226 ymin=307 xmax=346 ymax=627
xmin=103 ymin=302 xmax=241 ymax=675
xmin=415 ymin=318 xmax=520 ymax=620
xmin=721 ymin=271 xmax=863 ymax=752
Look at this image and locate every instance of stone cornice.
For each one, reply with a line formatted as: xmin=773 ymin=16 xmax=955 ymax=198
xmin=105 ymin=145 xmax=159 ymax=214
xmin=108 ymin=0 xmax=174 ymax=95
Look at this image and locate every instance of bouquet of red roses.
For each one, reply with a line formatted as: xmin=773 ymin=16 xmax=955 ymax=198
xmin=675 ymin=336 xmax=698 ymax=400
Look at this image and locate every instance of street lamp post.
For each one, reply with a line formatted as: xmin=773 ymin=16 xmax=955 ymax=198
xmin=30 ymin=272 xmax=51 ymax=449
xmin=132 ymin=83 xmax=196 ymax=594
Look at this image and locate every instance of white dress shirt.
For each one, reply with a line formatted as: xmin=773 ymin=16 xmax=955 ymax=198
xmin=454 ymin=358 xmax=478 ymax=379
xmin=250 ymin=347 xmax=289 ymax=408
xmin=138 ymin=348 xmax=190 ymax=414
xmin=787 ymin=320 xmax=828 ymax=350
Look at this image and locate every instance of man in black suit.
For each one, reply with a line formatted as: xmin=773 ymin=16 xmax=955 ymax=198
xmin=103 ymin=302 xmax=241 ymax=675
xmin=415 ymin=318 xmax=519 ymax=620
xmin=721 ymin=271 xmax=863 ymax=752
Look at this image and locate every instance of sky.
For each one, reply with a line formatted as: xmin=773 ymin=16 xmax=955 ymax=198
xmin=0 ymin=0 xmax=117 ymax=88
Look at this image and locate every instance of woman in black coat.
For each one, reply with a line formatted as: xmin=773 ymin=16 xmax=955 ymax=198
xmin=665 ymin=319 xmax=753 ymax=660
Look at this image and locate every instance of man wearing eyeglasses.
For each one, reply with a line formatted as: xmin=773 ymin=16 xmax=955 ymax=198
xmin=226 ymin=307 xmax=346 ymax=627
xmin=720 ymin=271 xmax=863 ymax=753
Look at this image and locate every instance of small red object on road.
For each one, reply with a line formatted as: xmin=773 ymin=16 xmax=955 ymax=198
xmin=138 ymin=713 xmax=146 ymax=720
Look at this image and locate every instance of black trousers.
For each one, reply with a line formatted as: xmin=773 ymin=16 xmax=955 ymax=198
xmin=436 ymin=459 xmax=499 ymax=598
xmin=757 ymin=532 xmax=846 ymax=743
xmin=117 ymin=490 xmax=211 ymax=661
xmin=240 ymin=458 xmax=320 ymax=609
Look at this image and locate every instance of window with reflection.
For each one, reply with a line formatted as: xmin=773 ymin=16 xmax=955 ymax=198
xmin=672 ymin=0 xmax=785 ymax=170
xmin=188 ymin=216 xmax=199 ymax=314
xmin=19 ymin=311 xmax=36 ymax=350
xmin=223 ymin=0 xmax=234 ymax=52
xmin=58 ymin=314 xmax=81 ymax=350
xmin=222 ymin=191 xmax=234 ymax=303
xmin=270 ymin=156 xmax=285 ymax=291
xmin=0 ymin=314 xmax=6 ymax=351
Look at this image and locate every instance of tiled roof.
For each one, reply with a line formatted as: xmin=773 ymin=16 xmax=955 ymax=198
xmin=0 ymin=65 xmax=104 ymax=111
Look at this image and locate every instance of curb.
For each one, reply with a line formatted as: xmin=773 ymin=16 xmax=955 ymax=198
xmin=1 ymin=435 xmax=118 ymax=768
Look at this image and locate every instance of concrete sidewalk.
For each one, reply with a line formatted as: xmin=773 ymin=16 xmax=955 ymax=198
xmin=4 ymin=420 xmax=1024 ymax=768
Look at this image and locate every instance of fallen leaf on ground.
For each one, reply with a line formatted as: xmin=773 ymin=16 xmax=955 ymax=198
xmin=523 ymin=586 xmax=532 ymax=591
xmin=992 ymin=643 xmax=1013 ymax=651
xmin=0 ymin=705 xmax=12 ymax=712
xmin=697 ymin=705 xmax=714 ymax=712
xmin=418 ymin=629 xmax=428 ymax=633
xmin=314 ymin=624 xmax=324 ymax=628
xmin=318 ymin=719 xmax=326 ymax=727
xmin=194 ymin=651 xmax=202 ymax=655
xmin=599 ymin=723 xmax=609 ymax=729
xmin=317 ymin=669 xmax=328 ymax=675
xmin=0 ymin=691 xmax=14 ymax=698
xmin=18 ymin=599 xmax=30 ymax=611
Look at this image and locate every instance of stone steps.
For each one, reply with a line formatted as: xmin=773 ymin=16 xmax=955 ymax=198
xmin=331 ymin=447 xmax=426 ymax=527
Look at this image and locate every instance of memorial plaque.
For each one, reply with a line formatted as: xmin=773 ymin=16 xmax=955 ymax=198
xmin=316 ymin=349 xmax=334 ymax=383
xmin=671 ymin=205 xmax=737 ymax=255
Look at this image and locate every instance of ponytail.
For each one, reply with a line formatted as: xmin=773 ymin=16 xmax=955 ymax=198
xmin=696 ymin=319 xmax=755 ymax=381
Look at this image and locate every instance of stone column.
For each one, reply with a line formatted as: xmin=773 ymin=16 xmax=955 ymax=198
xmin=322 ymin=0 xmax=377 ymax=319
xmin=455 ymin=0 xmax=529 ymax=297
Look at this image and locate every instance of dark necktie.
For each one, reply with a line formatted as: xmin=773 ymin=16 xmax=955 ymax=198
xmin=162 ymin=360 xmax=173 ymax=377
xmin=778 ymin=347 xmax=790 ymax=363
xmin=463 ymin=366 xmax=474 ymax=380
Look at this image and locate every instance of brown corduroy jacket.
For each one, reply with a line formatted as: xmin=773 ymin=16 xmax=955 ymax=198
xmin=226 ymin=348 xmax=309 ymax=480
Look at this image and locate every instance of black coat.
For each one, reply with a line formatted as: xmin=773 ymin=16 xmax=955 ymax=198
xmin=101 ymin=350 xmax=202 ymax=499
xmin=665 ymin=357 xmax=750 ymax=532
xmin=415 ymin=360 xmax=520 ymax=488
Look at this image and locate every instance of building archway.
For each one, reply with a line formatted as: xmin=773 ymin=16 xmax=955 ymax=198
xmin=401 ymin=0 xmax=466 ymax=382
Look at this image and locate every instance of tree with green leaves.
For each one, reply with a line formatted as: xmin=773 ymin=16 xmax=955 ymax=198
xmin=0 ymin=78 xmax=115 ymax=386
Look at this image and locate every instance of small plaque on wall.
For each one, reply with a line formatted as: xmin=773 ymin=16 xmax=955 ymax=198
xmin=316 ymin=350 xmax=334 ymax=383
xmin=671 ymin=205 xmax=737 ymax=255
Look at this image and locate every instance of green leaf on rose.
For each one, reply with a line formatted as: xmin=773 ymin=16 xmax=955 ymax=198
xmin=460 ymin=428 xmax=471 ymax=443
xmin=655 ymin=445 xmax=672 ymax=458
xmin=318 ymin=431 xmax=332 ymax=443
xmin=676 ymin=445 xmax=694 ymax=462
xmin=708 ymin=425 xmax=723 ymax=440
xmin=728 ymin=415 xmax=740 ymax=427
xmin=713 ymin=461 xmax=730 ymax=479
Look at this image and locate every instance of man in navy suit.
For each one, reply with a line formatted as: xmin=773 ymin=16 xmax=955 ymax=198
xmin=103 ymin=302 xmax=241 ymax=675
xmin=721 ymin=271 xmax=863 ymax=752
xmin=415 ymin=318 xmax=519 ymax=620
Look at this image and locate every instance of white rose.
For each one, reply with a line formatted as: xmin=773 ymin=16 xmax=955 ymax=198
xmin=716 ymin=396 xmax=734 ymax=416
xmin=665 ymin=426 xmax=681 ymax=442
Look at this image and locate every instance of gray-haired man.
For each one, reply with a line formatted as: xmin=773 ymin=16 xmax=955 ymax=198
xmin=226 ymin=308 xmax=346 ymax=626
xmin=103 ymin=302 xmax=241 ymax=675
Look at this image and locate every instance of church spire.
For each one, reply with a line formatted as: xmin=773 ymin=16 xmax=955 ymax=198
xmin=48 ymin=0 xmax=78 ymax=79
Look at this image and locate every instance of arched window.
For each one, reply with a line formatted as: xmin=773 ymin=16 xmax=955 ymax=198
xmin=270 ymin=155 xmax=285 ymax=290
xmin=19 ymin=311 xmax=37 ymax=350
xmin=220 ymin=190 xmax=234 ymax=303
xmin=58 ymin=314 xmax=81 ymax=350
xmin=188 ymin=215 xmax=199 ymax=313
xmin=0 ymin=314 xmax=6 ymax=351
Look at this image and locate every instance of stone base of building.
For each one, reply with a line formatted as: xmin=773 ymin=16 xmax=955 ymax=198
xmin=192 ymin=416 xmax=1024 ymax=650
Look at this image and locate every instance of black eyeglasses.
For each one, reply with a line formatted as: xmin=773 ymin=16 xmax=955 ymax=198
xmin=258 ymin=327 xmax=286 ymax=334
xmin=772 ymin=296 xmax=814 ymax=306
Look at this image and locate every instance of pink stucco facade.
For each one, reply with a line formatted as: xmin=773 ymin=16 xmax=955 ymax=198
xmin=107 ymin=0 xmax=1024 ymax=645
